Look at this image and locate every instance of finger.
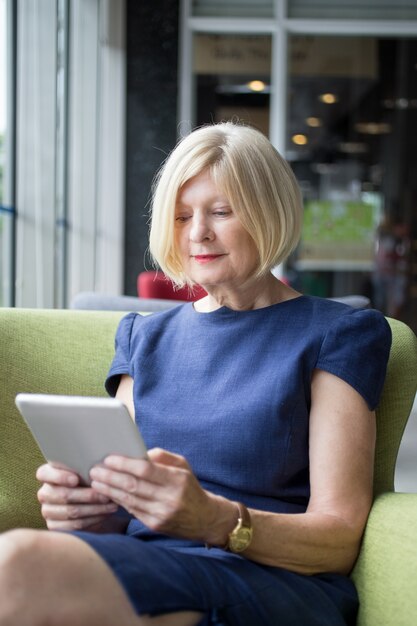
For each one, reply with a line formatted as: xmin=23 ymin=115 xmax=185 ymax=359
xmin=91 ymin=464 xmax=182 ymax=506
xmin=36 ymin=463 xmax=79 ymax=487
xmin=147 ymin=448 xmax=192 ymax=470
xmin=101 ymin=455 xmax=189 ymax=487
xmin=90 ymin=479 xmax=169 ymax=520
xmin=90 ymin=480 xmax=131 ymax=510
xmin=37 ymin=483 xmax=112 ymax=505
xmin=45 ymin=515 xmax=112 ymax=532
xmin=41 ymin=501 xmax=118 ymax=521
xmin=90 ymin=468 xmax=164 ymax=503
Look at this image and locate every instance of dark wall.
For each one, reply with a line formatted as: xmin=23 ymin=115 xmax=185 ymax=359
xmin=124 ymin=0 xmax=179 ymax=295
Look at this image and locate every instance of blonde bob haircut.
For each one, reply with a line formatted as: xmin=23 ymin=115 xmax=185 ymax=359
xmin=149 ymin=122 xmax=303 ymax=287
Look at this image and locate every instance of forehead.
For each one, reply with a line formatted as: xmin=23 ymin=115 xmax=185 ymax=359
xmin=177 ymin=170 xmax=228 ymax=206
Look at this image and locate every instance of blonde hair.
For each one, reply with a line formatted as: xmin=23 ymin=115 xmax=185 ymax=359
xmin=149 ymin=122 xmax=303 ymax=286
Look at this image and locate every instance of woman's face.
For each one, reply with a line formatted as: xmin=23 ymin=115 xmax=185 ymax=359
xmin=174 ymin=170 xmax=259 ymax=290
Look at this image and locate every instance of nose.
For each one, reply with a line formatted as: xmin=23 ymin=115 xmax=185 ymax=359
xmin=189 ymin=214 xmax=214 ymax=243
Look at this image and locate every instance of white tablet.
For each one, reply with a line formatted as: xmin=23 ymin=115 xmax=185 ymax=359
xmin=15 ymin=393 xmax=148 ymax=485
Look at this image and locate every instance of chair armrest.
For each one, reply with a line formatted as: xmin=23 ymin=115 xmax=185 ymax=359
xmin=352 ymin=492 xmax=417 ymax=625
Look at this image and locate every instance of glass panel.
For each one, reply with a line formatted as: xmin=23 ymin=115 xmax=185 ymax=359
xmin=193 ymin=33 xmax=271 ymax=137
xmin=288 ymin=0 xmax=417 ymax=20
xmin=0 ymin=0 xmax=13 ymax=308
xmin=54 ymin=0 xmax=69 ymax=308
xmin=286 ymin=35 xmax=417 ymax=332
xmin=192 ymin=0 xmax=274 ymax=18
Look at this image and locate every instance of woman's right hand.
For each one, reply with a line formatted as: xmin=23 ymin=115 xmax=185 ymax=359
xmin=36 ymin=463 xmax=120 ymax=531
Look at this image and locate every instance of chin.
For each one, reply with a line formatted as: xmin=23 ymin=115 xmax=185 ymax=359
xmin=187 ymin=271 xmax=222 ymax=286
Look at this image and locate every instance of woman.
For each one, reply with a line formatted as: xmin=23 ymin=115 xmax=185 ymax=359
xmin=0 ymin=123 xmax=391 ymax=625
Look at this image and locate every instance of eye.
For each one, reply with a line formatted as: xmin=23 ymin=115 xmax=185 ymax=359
xmin=213 ymin=209 xmax=232 ymax=217
xmin=175 ymin=215 xmax=191 ymax=223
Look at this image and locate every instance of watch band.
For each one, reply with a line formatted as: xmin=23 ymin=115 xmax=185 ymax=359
xmin=234 ymin=502 xmax=251 ymax=530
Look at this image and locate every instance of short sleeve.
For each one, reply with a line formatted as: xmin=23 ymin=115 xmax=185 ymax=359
xmin=105 ymin=312 xmax=138 ymax=397
xmin=316 ymin=308 xmax=392 ymax=410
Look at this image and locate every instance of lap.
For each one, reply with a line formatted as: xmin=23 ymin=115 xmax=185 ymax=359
xmin=1 ymin=529 xmax=206 ymax=626
xmin=72 ymin=531 xmax=359 ymax=626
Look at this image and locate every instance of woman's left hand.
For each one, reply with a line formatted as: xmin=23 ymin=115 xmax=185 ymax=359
xmin=89 ymin=448 xmax=230 ymax=543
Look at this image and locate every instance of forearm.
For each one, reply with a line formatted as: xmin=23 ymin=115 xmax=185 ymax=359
xmin=207 ymin=497 xmax=364 ymax=576
xmin=245 ymin=509 xmax=363 ymax=575
xmin=89 ymin=450 xmax=367 ymax=575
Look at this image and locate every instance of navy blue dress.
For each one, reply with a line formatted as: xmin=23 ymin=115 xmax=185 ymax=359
xmin=74 ymin=296 xmax=392 ymax=625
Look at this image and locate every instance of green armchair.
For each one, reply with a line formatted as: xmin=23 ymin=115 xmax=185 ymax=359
xmin=0 ymin=307 xmax=416 ymax=625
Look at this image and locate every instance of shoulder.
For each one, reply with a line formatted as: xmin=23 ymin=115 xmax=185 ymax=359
xmin=299 ymin=295 xmax=391 ymax=339
xmin=311 ymin=300 xmax=391 ymax=410
xmin=118 ymin=304 xmax=188 ymax=329
xmin=301 ymin=294 xmax=392 ymax=359
xmin=121 ymin=304 xmax=190 ymax=344
xmin=317 ymin=299 xmax=391 ymax=348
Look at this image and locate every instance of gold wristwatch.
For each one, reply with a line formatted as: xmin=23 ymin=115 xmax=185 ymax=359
xmin=226 ymin=502 xmax=253 ymax=553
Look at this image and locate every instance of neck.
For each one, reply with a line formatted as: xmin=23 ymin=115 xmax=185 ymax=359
xmin=194 ymin=273 xmax=301 ymax=313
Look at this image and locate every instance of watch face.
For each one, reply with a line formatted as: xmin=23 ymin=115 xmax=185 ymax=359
xmin=229 ymin=527 xmax=253 ymax=553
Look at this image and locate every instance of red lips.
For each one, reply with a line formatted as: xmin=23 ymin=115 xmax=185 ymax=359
xmin=193 ymin=254 xmax=224 ymax=263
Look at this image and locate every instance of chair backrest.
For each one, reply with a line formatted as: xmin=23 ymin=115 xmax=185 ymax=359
xmin=0 ymin=309 xmax=415 ymax=531
xmin=0 ymin=308 xmax=125 ymax=531
xmin=71 ymin=292 xmax=182 ymax=312
xmin=329 ymin=295 xmax=370 ymax=309
xmin=137 ymin=271 xmax=207 ymax=301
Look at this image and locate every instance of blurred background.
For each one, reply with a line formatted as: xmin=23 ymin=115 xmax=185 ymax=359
xmin=1 ymin=0 xmax=417 ymax=488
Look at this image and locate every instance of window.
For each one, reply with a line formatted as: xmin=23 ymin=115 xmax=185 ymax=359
xmin=181 ymin=0 xmax=417 ymax=329
xmin=0 ymin=0 xmax=15 ymax=307
xmin=287 ymin=0 xmax=417 ymax=20
xmin=2 ymin=0 xmax=126 ymax=308
xmin=192 ymin=0 xmax=274 ymax=18
xmin=286 ymin=35 xmax=417 ymax=320
xmin=193 ymin=33 xmax=271 ymax=136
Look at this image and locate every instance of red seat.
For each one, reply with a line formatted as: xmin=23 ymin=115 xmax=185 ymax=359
xmin=137 ymin=271 xmax=207 ymax=302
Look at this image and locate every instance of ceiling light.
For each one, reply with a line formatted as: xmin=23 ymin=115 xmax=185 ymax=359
xmin=292 ymin=134 xmax=308 ymax=146
xmin=216 ymin=84 xmax=271 ymax=95
xmin=247 ymin=80 xmax=266 ymax=92
xmin=306 ymin=117 xmax=322 ymax=128
xmin=355 ymin=122 xmax=392 ymax=135
xmin=318 ymin=93 xmax=338 ymax=104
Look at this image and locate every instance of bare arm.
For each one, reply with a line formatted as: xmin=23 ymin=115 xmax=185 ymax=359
xmin=208 ymin=369 xmax=375 ymax=574
xmin=115 ymin=373 xmax=135 ymax=420
xmin=90 ymin=371 xmax=375 ymax=575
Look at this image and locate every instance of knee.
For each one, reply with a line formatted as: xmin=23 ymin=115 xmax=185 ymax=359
xmin=0 ymin=528 xmax=43 ymax=564
xmin=0 ymin=529 xmax=49 ymax=595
